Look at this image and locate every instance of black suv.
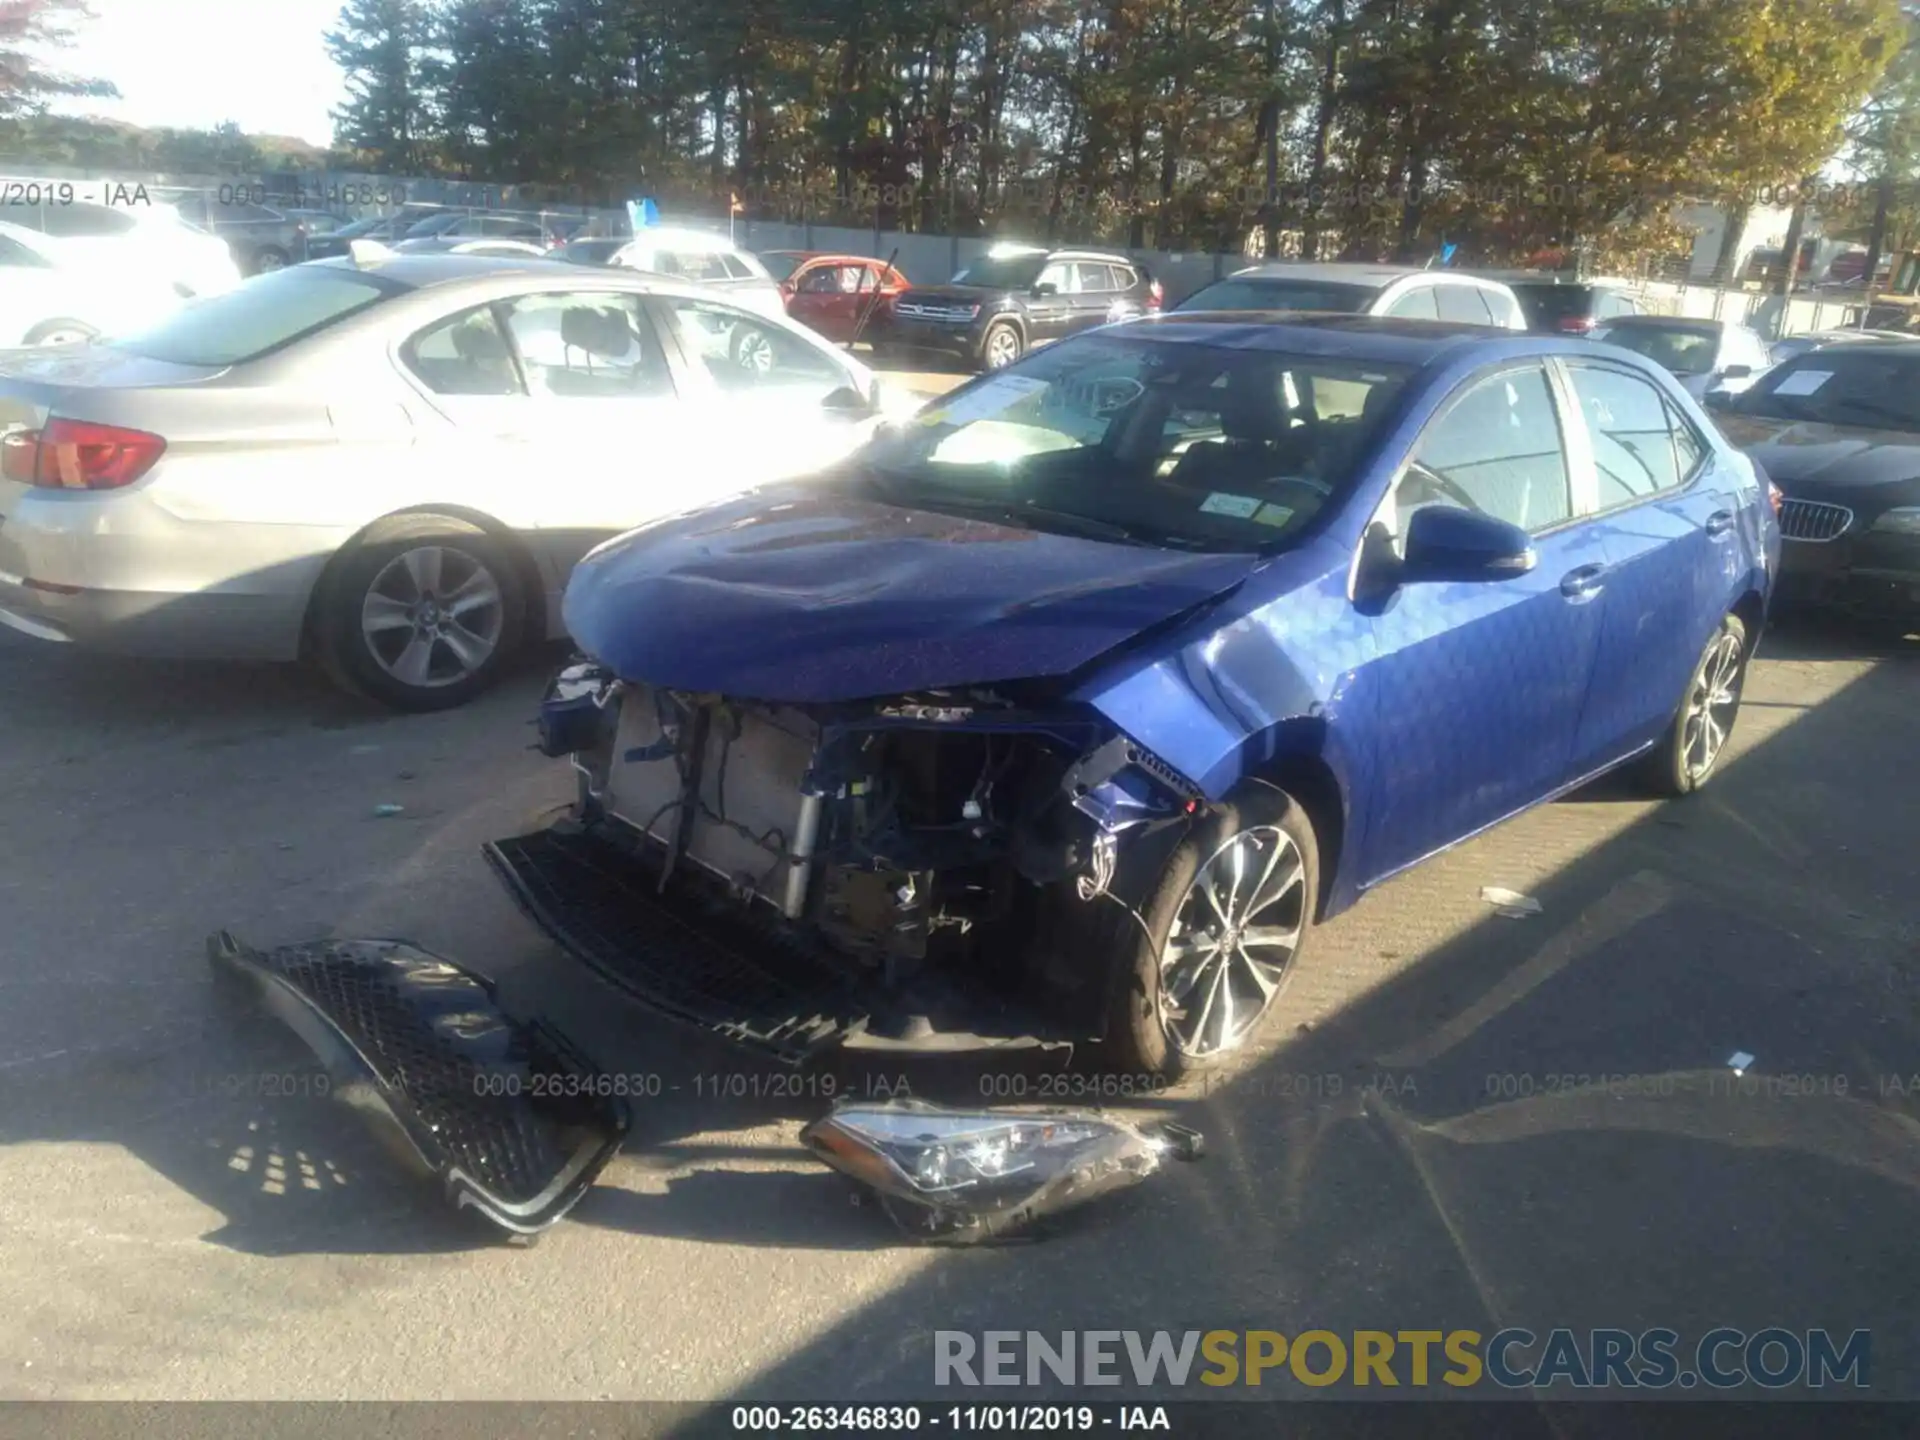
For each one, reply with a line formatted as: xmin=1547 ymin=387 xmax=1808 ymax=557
xmin=1473 ymin=272 xmax=1644 ymax=334
xmin=876 ymin=246 xmax=1161 ymax=370
xmin=168 ymin=195 xmax=310 ymax=274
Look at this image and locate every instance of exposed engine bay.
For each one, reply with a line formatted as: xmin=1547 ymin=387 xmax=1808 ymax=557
xmin=534 ymin=659 xmax=1206 ymax=1023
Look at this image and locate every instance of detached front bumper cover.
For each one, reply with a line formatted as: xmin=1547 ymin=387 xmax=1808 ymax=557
xmin=208 ymin=931 xmax=629 ymax=1237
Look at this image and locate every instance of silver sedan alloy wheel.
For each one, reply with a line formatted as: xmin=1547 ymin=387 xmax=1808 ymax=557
xmin=360 ymin=544 xmax=505 ymax=690
xmin=1158 ymin=824 xmax=1305 ymax=1058
xmin=734 ymin=328 xmax=774 ymax=372
xmin=1682 ymin=627 xmax=1744 ymax=781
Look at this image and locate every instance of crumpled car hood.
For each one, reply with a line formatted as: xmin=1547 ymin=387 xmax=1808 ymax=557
xmin=562 ymin=488 xmax=1260 ymax=702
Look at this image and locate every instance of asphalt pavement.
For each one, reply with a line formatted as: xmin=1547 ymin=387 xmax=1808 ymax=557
xmin=0 ymin=614 xmax=1916 ymax=1416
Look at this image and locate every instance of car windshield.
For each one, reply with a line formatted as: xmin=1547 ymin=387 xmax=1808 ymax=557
xmin=858 ymin=332 xmax=1413 ymax=553
xmin=950 ymin=253 xmax=1047 ymax=289
xmin=759 ymin=253 xmax=806 ymax=281
xmin=106 ymin=264 xmax=397 ymax=365
xmin=1729 ymin=349 xmax=1920 ymax=432
xmin=1175 ymin=277 xmax=1375 ymax=313
xmin=1593 ymin=322 xmax=1721 ymax=375
xmin=329 ymin=216 xmax=384 ymax=240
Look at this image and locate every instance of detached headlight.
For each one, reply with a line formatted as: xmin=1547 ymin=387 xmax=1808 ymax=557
xmin=1870 ymin=507 xmax=1920 ymax=536
xmin=801 ymin=1099 xmax=1202 ymax=1244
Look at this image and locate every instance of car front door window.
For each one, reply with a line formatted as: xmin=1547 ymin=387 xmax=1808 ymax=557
xmin=1397 ymin=367 xmax=1573 ymax=534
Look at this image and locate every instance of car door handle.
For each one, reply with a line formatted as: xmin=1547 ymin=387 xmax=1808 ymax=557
xmin=1705 ymin=509 xmax=1736 ymax=537
xmin=1559 ymin=563 xmax=1608 ymax=600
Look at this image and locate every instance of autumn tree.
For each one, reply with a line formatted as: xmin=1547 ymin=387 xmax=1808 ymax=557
xmin=0 ymin=0 xmax=114 ymax=123
xmin=328 ymin=0 xmax=434 ymax=172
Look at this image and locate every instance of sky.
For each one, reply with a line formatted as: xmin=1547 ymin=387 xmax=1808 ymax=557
xmin=50 ymin=0 xmax=346 ymax=145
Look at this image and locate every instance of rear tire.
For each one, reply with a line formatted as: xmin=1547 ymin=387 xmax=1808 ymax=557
xmin=1639 ymin=613 xmax=1749 ymax=797
xmin=253 ymin=246 xmax=290 ymax=274
xmin=1103 ymin=782 xmax=1318 ymax=1081
xmin=314 ymin=515 xmax=526 ymax=713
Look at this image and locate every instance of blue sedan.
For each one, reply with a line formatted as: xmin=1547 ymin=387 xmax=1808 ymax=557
xmin=496 ymin=314 xmax=1780 ymax=1079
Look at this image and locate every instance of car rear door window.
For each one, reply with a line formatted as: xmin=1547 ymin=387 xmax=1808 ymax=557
xmin=497 ymin=292 xmax=674 ymax=398
xmin=1404 ymin=365 xmax=1572 ymax=531
xmin=1073 ymin=262 xmax=1117 ymax=293
xmin=1564 ymin=364 xmax=1689 ymax=504
xmin=1385 ymin=285 xmax=1441 ymax=320
xmin=1435 ymin=285 xmax=1495 ymax=325
xmin=402 ymin=305 xmax=524 ymax=396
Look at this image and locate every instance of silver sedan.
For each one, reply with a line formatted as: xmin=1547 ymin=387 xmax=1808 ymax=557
xmin=0 ymin=253 xmax=906 ymax=709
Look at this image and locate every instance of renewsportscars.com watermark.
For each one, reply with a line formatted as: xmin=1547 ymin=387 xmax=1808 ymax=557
xmin=934 ymin=1329 xmax=1871 ymax=1390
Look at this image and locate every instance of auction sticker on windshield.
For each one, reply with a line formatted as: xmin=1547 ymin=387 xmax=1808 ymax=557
xmin=1773 ymin=370 xmax=1832 ymax=396
xmin=920 ymin=374 xmax=1051 ymax=427
xmin=1199 ymin=492 xmax=1262 ymax=518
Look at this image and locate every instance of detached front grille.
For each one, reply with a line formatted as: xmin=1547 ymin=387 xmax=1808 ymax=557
xmin=1780 ymin=498 xmax=1853 ymax=542
xmin=894 ymin=302 xmax=977 ymax=323
xmin=208 ymin=932 xmax=628 ymax=1234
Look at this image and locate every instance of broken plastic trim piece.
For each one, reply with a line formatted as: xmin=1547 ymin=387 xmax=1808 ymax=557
xmin=207 ymin=931 xmax=629 ymax=1236
xmin=801 ymin=1099 xmax=1202 ymax=1245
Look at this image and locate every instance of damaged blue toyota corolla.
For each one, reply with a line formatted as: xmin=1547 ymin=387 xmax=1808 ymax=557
xmin=490 ymin=313 xmax=1780 ymax=1080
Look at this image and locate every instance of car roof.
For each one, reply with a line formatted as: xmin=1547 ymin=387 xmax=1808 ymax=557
xmin=1597 ymin=314 xmax=1728 ymax=329
xmin=1125 ymin=311 xmax=1546 ymax=362
xmin=1225 ymin=262 xmax=1443 ymax=287
xmin=618 ymin=226 xmax=742 ymax=252
xmin=311 ymin=251 xmax=707 ymax=298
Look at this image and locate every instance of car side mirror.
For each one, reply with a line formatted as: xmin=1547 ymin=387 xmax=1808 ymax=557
xmin=1721 ymin=364 xmax=1753 ymax=380
xmin=1400 ymin=506 xmax=1536 ymax=583
xmin=822 ymin=384 xmax=877 ymax=419
xmin=1033 ymin=281 xmax=1059 ymax=297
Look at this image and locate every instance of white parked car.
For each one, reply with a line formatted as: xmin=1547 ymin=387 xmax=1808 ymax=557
xmin=0 ymin=252 xmax=919 ymax=710
xmin=0 ymin=220 xmax=191 ymax=347
xmin=1 ymin=198 xmax=241 ymax=299
xmin=609 ymin=227 xmax=787 ymax=320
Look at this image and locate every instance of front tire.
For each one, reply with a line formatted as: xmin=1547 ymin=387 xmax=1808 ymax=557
xmin=1104 ymin=783 xmax=1318 ymax=1080
xmin=253 ymin=246 xmax=290 ymax=274
xmin=979 ymin=320 xmax=1023 ymax=371
xmin=1641 ymin=613 xmax=1749 ymax=796
xmin=315 ymin=515 xmax=526 ymax=712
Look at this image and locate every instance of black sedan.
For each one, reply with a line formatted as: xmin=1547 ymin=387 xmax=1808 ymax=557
xmin=1707 ymin=341 xmax=1920 ymax=624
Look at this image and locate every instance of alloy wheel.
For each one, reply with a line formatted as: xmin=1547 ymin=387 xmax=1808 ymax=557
xmin=984 ymin=327 xmax=1019 ymax=368
xmin=1158 ymin=825 xmax=1306 ymax=1059
xmin=360 ymin=545 xmax=505 ymax=690
xmin=734 ymin=329 xmax=774 ymax=373
xmin=1681 ymin=629 xmax=1744 ymax=781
